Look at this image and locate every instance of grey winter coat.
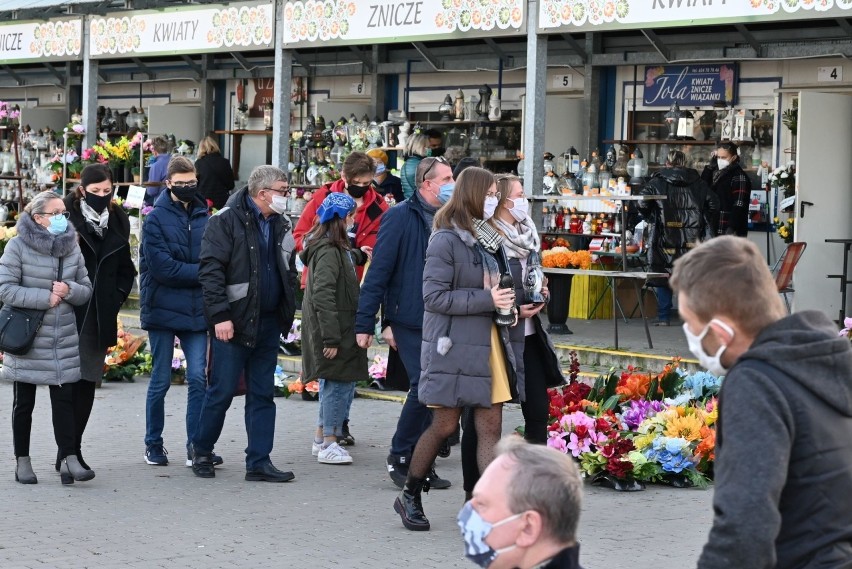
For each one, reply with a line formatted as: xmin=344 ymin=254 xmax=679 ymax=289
xmin=0 ymin=213 xmax=93 ymax=385
xmin=419 ymin=225 xmax=520 ymax=408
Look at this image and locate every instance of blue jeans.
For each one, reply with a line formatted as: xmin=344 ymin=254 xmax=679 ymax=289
xmin=389 ymin=324 xmax=433 ymax=460
xmin=655 ymin=285 xmax=673 ymax=322
xmin=145 ymin=330 xmax=208 ymax=448
xmin=316 ymin=379 xmax=356 ymax=438
xmin=192 ymin=315 xmax=280 ymax=470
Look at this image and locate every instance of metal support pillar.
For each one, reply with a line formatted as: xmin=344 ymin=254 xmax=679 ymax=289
xmin=272 ymin=18 xmax=293 ymax=170
xmin=522 ymin=0 xmax=547 ymax=194
xmin=369 ymin=45 xmax=386 ymax=120
xmin=81 ymin=26 xmax=99 ymax=150
xmin=200 ymin=54 xmax=215 ymax=137
xmin=583 ymin=33 xmax=602 ymax=159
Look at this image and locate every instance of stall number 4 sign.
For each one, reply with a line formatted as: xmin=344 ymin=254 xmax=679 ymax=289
xmin=818 ymin=66 xmax=843 ymax=82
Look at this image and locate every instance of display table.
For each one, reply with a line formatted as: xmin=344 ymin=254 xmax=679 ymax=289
xmin=543 ymin=268 xmax=669 ymax=349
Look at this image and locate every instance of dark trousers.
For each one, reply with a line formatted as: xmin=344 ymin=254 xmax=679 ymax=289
xmin=461 ymin=334 xmax=551 ymax=492
xmin=71 ymin=380 xmax=97 ymax=455
xmin=520 ymin=334 xmax=550 ymax=445
xmin=388 ymin=324 xmax=432 ymax=460
xmin=13 ymin=382 xmax=76 ymax=458
xmin=193 ymin=315 xmax=279 ymax=470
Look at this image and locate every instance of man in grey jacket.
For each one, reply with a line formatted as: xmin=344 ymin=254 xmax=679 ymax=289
xmin=670 ymin=236 xmax=852 ymax=569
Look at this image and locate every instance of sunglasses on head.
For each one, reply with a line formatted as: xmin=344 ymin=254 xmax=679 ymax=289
xmin=420 ymin=156 xmax=449 ymax=181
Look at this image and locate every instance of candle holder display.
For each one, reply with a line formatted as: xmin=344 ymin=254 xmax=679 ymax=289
xmin=524 ymin=250 xmax=547 ymax=303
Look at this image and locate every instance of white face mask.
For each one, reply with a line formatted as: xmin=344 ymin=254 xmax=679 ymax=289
xmin=716 ymin=158 xmax=730 ymax=170
xmin=508 ymin=198 xmax=529 ymax=222
xmin=269 ymin=194 xmax=289 ymax=214
xmin=682 ymin=319 xmax=734 ymax=377
xmin=483 ymin=196 xmax=499 ymax=220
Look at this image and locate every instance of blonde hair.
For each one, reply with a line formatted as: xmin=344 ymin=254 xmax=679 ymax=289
xmin=404 ymin=133 xmax=429 ymax=158
xmin=197 ymin=136 xmax=220 ymax=158
xmin=670 ymin=236 xmax=786 ymax=336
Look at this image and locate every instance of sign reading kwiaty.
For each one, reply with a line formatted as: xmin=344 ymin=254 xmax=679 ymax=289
xmin=0 ymin=19 xmax=82 ymax=64
xmin=282 ymin=0 xmax=525 ymax=47
xmin=89 ymin=1 xmax=273 ymax=58
xmin=538 ymin=0 xmax=852 ymax=32
xmin=643 ymin=64 xmax=737 ymax=107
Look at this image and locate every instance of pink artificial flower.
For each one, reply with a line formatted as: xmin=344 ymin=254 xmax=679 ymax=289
xmin=567 ymin=432 xmax=592 ymax=457
xmin=547 ymin=432 xmax=568 ymax=454
xmin=72 ymin=124 xmax=85 ymax=134
xmin=839 ymin=317 xmax=852 ymax=337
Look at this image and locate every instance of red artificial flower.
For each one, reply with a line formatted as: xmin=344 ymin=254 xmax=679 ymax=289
xmin=606 ymin=457 xmax=634 ymax=479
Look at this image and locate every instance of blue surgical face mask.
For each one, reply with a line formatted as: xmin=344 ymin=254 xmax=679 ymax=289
xmin=436 ymin=182 xmax=455 ymax=204
xmin=375 ymin=162 xmax=386 ymax=175
xmin=47 ymin=214 xmax=68 ymax=235
xmin=457 ymin=501 xmax=522 ymax=568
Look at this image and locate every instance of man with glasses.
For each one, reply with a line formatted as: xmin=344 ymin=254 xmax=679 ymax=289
xmin=140 ymin=156 xmax=211 ymax=467
xmin=356 ymin=155 xmax=455 ymax=490
xmin=191 ymin=165 xmax=298 ymax=482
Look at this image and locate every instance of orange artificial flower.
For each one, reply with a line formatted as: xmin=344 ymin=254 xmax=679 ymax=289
xmin=695 ymin=426 xmax=716 ymax=460
xmin=305 ymin=380 xmax=320 ymax=393
xmin=616 ymin=372 xmax=652 ymax=400
xmin=288 ymin=379 xmax=304 ymax=394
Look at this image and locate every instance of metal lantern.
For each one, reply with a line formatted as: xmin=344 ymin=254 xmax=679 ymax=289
xmin=718 ymin=108 xmax=735 ymax=141
xmin=567 ymin=146 xmax=581 ymax=174
xmin=263 ymin=101 xmax=273 ymax=131
xmin=664 ymin=102 xmax=681 ymax=140
xmin=732 ymin=109 xmax=755 ymax=142
xmin=453 ymin=89 xmax=465 ymax=121
xmin=438 ymin=94 xmax=454 ymax=121
xmin=627 ymin=148 xmax=648 ymax=189
xmin=677 ymin=108 xmax=695 ymax=139
xmin=524 ymin=250 xmax=547 ymax=303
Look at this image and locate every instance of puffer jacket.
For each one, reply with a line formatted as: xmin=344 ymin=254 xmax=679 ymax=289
xmin=140 ymin=190 xmax=209 ymax=332
xmin=198 ymin=188 xmax=297 ymax=348
xmin=419 ymin=225 xmax=520 ymax=409
xmin=299 ymin=235 xmax=368 ymax=383
xmin=0 ymin=213 xmax=92 ymax=385
xmin=639 ymin=167 xmax=719 ymax=274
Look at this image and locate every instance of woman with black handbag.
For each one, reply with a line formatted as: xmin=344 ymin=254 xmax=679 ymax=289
xmin=0 ymin=191 xmax=94 ymax=485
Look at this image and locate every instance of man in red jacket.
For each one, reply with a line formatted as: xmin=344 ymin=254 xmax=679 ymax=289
xmin=294 ymin=151 xmax=388 ymax=288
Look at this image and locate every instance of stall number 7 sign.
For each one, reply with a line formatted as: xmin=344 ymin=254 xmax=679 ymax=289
xmin=818 ymin=66 xmax=843 ymax=82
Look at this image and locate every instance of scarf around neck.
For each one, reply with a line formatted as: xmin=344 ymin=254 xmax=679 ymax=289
xmin=79 ymin=199 xmax=110 ymax=238
xmin=492 ymin=216 xmax=540 ymax=260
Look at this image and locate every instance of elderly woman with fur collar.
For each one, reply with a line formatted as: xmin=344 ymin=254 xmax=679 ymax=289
xmin=394 ymin=166 xmax=521 ymax=532
xmin=0 ymin=191 xmax=93 ymax=486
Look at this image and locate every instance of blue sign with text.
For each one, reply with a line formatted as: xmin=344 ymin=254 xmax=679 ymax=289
xmin=643 ymin=64 xmax=738 ymax=107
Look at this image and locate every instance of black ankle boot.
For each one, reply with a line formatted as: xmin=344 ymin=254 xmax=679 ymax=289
xmin=394 ymin=477 xmax=430 ymax=531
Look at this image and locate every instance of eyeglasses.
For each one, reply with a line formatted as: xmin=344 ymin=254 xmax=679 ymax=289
xmin=486 ymin=191 xmax=501 ymax=200
xmin=35 ymin=211 xmax=70 ymax=219
xmin=170 ymin=180 xmax=198 ymax=188
xmin=264 ymin=186 xmax=290 ymax=196
xmin=420 ymin=156 xmax=449 ymax=182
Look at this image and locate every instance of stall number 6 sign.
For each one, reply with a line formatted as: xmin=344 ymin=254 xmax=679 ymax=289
xmin=350 ymin=82 xmax=369 ymax=96
xmin=817 ymin=66 xmax=843 ymax=82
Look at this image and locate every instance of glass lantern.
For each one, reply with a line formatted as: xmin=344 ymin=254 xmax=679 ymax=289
xmin=263 ymin=102 xmax=273 ymax=131
xmin=732 ymin=109 xmax=755 ymax=142
xmin=627 ymin=148 xmax=648 ymax=190
xmin=677 ymin=108 xmax=695 ymax=139
xmin=664 ymin=102 xmax=681 ymax=140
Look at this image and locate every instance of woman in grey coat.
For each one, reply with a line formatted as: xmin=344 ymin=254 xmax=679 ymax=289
xmin=0 ymin=191 xmax=93 ymax=485
xmin=394 ymin=167 xmax=520 ymax=532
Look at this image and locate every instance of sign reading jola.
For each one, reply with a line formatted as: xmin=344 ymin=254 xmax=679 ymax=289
xmin=368 ymin=1 xmax=423 ymax=28
xmin=153 ymin=19 xmax=199 ymax=42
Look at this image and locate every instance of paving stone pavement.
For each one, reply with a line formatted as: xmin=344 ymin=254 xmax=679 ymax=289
xmin=0 ymin=378 xmax=713 ymax=568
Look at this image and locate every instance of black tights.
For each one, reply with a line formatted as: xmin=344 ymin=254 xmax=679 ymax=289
xmin=409 ymin=405 xmax=503 ymax=481
xmin=13 ymin=382 xmax=76 ymax=458
xmin=71 ymin=380 xmax=97 ymax=454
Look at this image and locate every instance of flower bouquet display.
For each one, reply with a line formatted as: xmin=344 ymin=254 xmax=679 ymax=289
xmin=278 ymin=374 xmax=319 ymax=399
xmin=279 ymin=318 xmax=301 ymax=356
xmin=774 ymin=216 xmax=794 ymax=244
xmin=0 ymin=226 xmax=17 ymax=256
xmin=539 ymin=246 xmax=592 ymax=333
xmin=368 ymin=354 xmax=388 ymax=390
xmin=769 ymin=163 xmax=796 ymax=200
xmin=546 ymin=357 xmax=721 ymax=491
xmin=103 ymin=320 xmax=148 ymax=382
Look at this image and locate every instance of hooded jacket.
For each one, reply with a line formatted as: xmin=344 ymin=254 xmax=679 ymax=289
xmin=0 ymin=213 xmax=92 ymax=385
xmin=697 ymin=310 xmax=852 ymax=569
xmin=638 ymin=167 xmax=718 ymax=274
xmin=139 ymin=190 xmax=209 ymax=332
xmin=299 ymin=235 xmax=368 ymax=383
xmin=293 ymin=178 xmax=388 ymax=287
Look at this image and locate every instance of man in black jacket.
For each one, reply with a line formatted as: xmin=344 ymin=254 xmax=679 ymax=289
xmin=191 ymin=165 xmax=298 ymax=482
xmin=671 ymin=236 xmax=852 ymax=569
xmin=639 ymin=150 xmax=718 ymax=326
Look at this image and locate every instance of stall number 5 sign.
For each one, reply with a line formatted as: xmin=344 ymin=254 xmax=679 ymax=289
xmin=818 ymin=66 xmax=843 ymax=82
xmin=551 ymin=74 xmax=573 ymax=89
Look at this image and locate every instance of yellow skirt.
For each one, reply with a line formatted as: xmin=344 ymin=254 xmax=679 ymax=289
xmin=489 ymin=324 xmax=512 ymax=405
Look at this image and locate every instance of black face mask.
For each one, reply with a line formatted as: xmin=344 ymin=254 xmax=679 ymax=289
xmin=84 ymin=191 xmax=112 ymax=214
xmin=346 ymin=184 xmax=370 ymax=199
xmin=171 ymin=185 xmax=198 ymax=203
xmin=431 ymin=146 xmax=446 ymax=158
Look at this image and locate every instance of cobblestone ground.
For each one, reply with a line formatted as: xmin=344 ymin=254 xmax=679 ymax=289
xmin=0 ymin=378 xmax=712 ymax=568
